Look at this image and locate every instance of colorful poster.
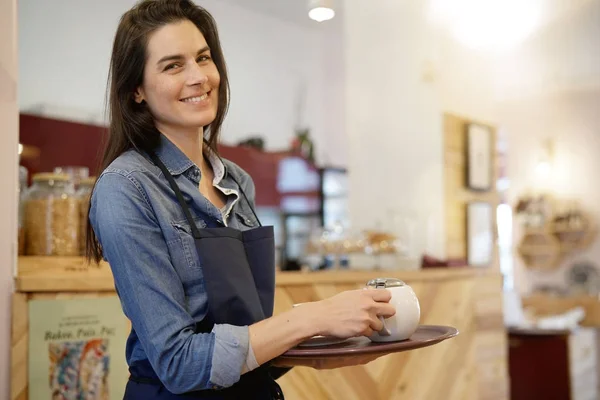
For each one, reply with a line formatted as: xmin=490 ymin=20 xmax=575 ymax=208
xmin=28 ymin=296 xmax=129 ymax=399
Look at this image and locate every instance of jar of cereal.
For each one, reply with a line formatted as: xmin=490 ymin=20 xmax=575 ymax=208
xmin=24 ymin=173 xmax=79 ymax=256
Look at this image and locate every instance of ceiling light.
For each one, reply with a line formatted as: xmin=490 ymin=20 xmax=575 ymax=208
xmin=308 ymin=0 xmax=335 ymax=22
xmin=429 ymin=0 xmax=542 ymax=51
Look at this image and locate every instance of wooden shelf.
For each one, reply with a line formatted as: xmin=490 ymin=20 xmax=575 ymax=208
xmin=275 ymin=267 xmax=497 ymax=286
xmin=16 ymin=256 xmax=114 ymax=292
xmin=15 ymin=256 xmax=500 ymax=293
xmin=518 ymin=220 xmax=597 ymax=270
xmin=522 ymin=293 xmax=600 ymax=327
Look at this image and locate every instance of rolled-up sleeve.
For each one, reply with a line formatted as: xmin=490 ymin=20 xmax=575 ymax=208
xmin=210 ymin=324 xmax=251 ymax=385
xmin=90 ymin=171 xmax=249 ymax=393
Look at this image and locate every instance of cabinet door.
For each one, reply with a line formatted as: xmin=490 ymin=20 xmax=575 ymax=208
xmin=509 ymin=333 xmax=571 ymax=400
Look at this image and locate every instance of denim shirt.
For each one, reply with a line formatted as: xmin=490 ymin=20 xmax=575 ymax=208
xmin=89 ymin=135 xmax=261 ymax=394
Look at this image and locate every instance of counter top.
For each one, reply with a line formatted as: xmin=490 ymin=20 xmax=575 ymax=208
xmin=12 ymin=256 xmax=508 ymax=400
xmin=522 ymin=292 xmax=600 ymax=327
xmin=15 ymin=256 xmax=500 ymax=293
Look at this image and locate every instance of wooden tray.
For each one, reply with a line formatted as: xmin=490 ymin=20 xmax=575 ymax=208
xmin=279 ymin=325 xmax=458 ymax=360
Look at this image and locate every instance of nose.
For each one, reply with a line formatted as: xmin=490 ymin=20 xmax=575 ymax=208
xmin=187 ymin=63 xmax=208 ymax=86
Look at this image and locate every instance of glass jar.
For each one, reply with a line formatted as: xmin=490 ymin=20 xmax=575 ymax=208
xmin=76 ymin=176 xmax=96 ymax=255
xmin=24 ymin=173 xmax=79 ymax=256
xmin=54 ymin=166 xmax=89 ymax=189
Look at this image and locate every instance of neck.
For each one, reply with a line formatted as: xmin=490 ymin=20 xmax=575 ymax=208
xmin=157 ymin=123 xmax=206 ymax=169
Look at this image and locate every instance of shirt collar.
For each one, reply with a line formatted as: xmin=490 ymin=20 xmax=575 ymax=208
xmin=204 ymin=146 xmax=226 ymax=184
xmin=154 ymin=134 xmax=227 ymax=182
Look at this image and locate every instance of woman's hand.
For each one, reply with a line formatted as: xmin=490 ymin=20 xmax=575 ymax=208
xmin=312 ymin=289 xmax=396 ymax=339
xmin=248 ymin=288 xmax=395 ymax=367
xmin=272 ymin=354 xmax=385 ymax=369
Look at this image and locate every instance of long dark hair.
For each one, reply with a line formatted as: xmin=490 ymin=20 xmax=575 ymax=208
xmin=86 ymin=0 xmax=230 ymax=263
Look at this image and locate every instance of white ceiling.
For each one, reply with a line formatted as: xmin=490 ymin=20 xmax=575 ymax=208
xmin=221 ymin=0 xmax=595 ymax=29
xmin=221 ymin=0 xmax=342 ymax=27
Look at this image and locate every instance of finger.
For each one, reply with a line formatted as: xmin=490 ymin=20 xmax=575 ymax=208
xmin=373 ymin=302 xmax=396 ymax=318
xmin=368 ymin=315 xmax=385 ymax=332
xmin=363 ymin=288 xmax=392 ymax=302
xmin=362 ymin=326 xmax=375 ymax=337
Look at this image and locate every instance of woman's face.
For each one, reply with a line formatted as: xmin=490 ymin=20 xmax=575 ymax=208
xmin=135 ymin=19 xmax=220 ymax=134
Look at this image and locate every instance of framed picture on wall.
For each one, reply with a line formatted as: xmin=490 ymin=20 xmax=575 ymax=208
xmin=467 ymin=202 xmax=494 ymax=267
xmin=466 ymin=123 xmax=493 ymax=191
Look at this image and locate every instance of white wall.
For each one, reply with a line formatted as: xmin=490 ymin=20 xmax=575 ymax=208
xmin=500 ymin=89 xmax=600 ymax=293
xmin=494 ymin=0 xmax=600 ymax=101
xmin=18 ymin=0 xmax=347 ymax=165
xmin=0 ymin=0 xmax=19 ymax=397
xmin=494 ymin=0 xmax=600 ymax=293
xmin=343 ymin=0 xmax=446 ymax=258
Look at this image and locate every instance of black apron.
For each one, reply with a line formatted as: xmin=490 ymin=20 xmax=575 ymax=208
xmin=124 ymin=152 xmax=288 ymax=399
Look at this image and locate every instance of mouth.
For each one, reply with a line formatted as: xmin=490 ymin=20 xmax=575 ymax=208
xmin=180 ymin=91 xmax=211 ymax=104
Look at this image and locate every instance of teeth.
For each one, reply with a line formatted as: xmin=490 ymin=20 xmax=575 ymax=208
xmin=182 ymin=93 xmax=208 ymax=103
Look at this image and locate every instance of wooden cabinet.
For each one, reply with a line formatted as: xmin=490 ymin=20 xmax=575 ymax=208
xmin=13 ymin=257 xmax=509 ymax=400
xmin=508 ymin=328 xmax=597 ymax=400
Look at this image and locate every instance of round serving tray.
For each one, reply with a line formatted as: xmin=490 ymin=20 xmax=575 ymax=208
xmin=279 ymin=325 xmax=459 ymax=360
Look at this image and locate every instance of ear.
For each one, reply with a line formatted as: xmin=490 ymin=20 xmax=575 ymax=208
xmin=134 ymin=87 xmax=145 ymax=104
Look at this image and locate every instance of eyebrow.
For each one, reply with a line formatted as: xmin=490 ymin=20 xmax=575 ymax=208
xmin=156 ymin=46 xmax=211 ymax=65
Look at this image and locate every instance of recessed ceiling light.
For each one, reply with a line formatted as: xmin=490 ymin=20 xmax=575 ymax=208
xmin=308 ymin=0 xmax=335 ymax=22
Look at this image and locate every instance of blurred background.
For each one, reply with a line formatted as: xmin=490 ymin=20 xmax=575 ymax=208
xmin=3 ymin=0 xmax=600 ymax=399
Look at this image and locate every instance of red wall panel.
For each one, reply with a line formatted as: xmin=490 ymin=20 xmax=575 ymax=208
xmin=19 ymin=114 xmax=316 ymax=208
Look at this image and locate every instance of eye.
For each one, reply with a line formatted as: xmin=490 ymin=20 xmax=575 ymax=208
xmin=164 ymin=63 xmax=182 ymax=71
xmin=197 ymin=55 xmax=212 ymax=63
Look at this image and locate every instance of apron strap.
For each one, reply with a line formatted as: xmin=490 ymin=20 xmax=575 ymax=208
xmin=149 ymin=152 xmax=203 ymax=239
xmin=148 ymin=150 xmax=264 ymax=233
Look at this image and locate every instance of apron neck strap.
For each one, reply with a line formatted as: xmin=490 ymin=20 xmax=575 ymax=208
xmin=149 ymin=152 xmax=203 ymax=239
xmin=148 ymin=151 xmax=263 ymax=234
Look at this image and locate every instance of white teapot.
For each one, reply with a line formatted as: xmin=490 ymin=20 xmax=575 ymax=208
xmin=366 ymin=278 xmax=421 ymax=342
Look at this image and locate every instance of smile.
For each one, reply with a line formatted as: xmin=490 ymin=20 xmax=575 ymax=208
xmin=180 ymin=91 xmax=210 ymax=104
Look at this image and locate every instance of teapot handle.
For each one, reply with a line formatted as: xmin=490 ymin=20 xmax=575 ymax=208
xmin=364 ymin=285 xmax=392 ymax=336
xmin=378 ymin=316 xmax=391 ymax=336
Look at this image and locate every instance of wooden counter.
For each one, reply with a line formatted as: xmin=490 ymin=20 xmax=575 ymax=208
xmin=12 ymin=257 xmax=508 ymax=400
xmin=522 ymin=293 xmax=600 ymax=327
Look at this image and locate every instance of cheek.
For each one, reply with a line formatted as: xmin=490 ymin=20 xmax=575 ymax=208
xmin=152 ymin=81 xmax=178 ymax=102
xmin=210 ymin=68 xmax=221 ymax=92
xmin=211 ymin=73 xmax=220 ymax=106
xmin=146 ymin=80 xmax=180 ymax=114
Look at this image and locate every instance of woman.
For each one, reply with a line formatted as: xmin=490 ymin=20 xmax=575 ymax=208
xmin=87 ymin=1 xmax=395 ymax=399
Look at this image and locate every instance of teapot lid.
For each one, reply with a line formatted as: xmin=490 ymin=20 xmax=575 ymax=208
xmin=366 ymin=277 xmax=406 ymax=288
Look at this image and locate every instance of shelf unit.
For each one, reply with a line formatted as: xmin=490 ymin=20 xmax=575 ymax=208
xmin=518 ymin=222 xmax=597 ymax=271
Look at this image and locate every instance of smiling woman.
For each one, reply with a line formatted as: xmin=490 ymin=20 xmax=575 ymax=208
xmin=84 ymin=1 xmax=397 ymax=399
xmin=133 ymin=21 xmax=221 ymax=137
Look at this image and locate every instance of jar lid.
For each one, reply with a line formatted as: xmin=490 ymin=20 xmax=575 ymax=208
xmin=32 ymin=173 xmax=70 ymax=182
xmin=366 ymin=278 xmax=406 ymax=288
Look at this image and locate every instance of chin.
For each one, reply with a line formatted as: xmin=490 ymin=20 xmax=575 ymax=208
xmin=199 ymin=108 xmax=218 ymax=122
xmin=184 ymin=114 xmax=217 ymax=129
